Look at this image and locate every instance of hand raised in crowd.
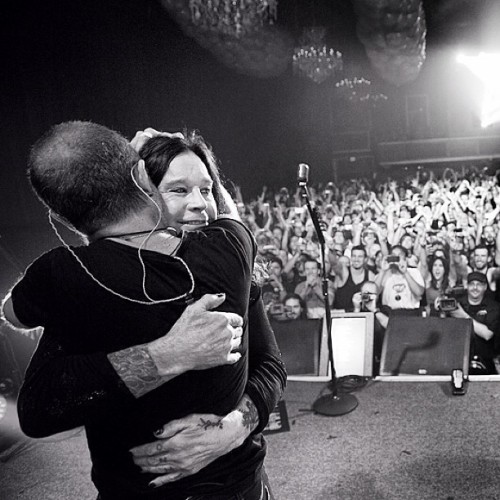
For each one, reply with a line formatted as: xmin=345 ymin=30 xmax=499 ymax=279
xmin=147 ymin=293 xmax=243 ymax=376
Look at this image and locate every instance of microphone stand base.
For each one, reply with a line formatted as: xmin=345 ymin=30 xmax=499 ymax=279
xmin=313 ymin=393 xmax=359 ymax=417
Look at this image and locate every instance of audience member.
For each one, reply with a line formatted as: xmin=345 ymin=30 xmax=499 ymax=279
xmin=375 ymin=245 xmax=425 ymax=312
xmin=352 ymin=281 xmax=388 ymax=375
xmin=450 ymin=271 xmax=500 ymax=374
xmin=262 ymin=256 xmax=287 ymax=309
xmin=294 ymin=257 xmax=335 ymax=319
xmin=283 ymin=293 xmax=308 ymax=320
xmin=331 ymin=245 xmax=375 ymax=311
xmin=425 ymin=255 xmax=454 ymax=316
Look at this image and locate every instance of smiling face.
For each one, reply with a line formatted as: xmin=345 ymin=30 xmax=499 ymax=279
xmin=467 ymin=279 xmax=487 ymax=304
xmin=473 ymin=248 xmax=489 ymax=271
xmin=350 ymin=248 xmax=366 ymax=270
xmin=158 ymin=151 xmax=217 ymax=233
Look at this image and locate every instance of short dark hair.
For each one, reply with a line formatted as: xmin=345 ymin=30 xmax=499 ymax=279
xmin=474 ymin=244 xmax=489 ymax=254
xmin=269 ymin=256 xmax=283 ymax=269
xmin=139 ymin=131 xmax=225 ymax=213
xmin=351 ymin=245 xmax=367 ymax=256
xmin=391 ymin=244 xmax=408 ymax=258
xmin=28 ymin=121 xmax=144 ymax=235
xmin=284 ymin=293 xmax=307 ymax=319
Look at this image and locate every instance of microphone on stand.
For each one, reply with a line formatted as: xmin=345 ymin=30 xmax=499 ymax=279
xmin=297 ymin=163 xmax=309 ymax=187
xmin=295 ymin=163 xmax=358 ymax=417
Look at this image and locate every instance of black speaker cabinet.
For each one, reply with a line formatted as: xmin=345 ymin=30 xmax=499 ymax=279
xmin=380 ymin=317 xmax=472 ymax=376
xmin=270 ymin=319 xmax=322 ymax=376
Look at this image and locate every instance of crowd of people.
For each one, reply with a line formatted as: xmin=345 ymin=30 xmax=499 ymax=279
xmin=233 ymin=165 xmax=500 ymax=375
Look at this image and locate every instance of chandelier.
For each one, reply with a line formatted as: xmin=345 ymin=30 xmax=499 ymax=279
xmin=189 ymin=0 xmax=278 ymax=38
xmin=292 ymin=27 xmax=343 ymax=84
xmin=335 ymin=77 xmax=388 ymax=104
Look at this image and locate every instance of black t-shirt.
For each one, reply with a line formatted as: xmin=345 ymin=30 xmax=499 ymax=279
xmin=460 ymin=297 xmax=500 ymax=364
xmin=12 ymin=219 xmax=269 ymax=499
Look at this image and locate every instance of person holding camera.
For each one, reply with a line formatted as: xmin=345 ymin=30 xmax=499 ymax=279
xmin=375 ymin=245 xmax=425 ymax=312
xmin=294 ymin=257 xmax=335 ymax=319
xmin=425 ymin=255 xmax=454 ymax=316
xmin=268 ymin=293 xmax=308 ymax=321
xmin=352 ymin=281 xmax=388 ymax=375
xmin=262 ymin=257 xmax=287 ymax=310
xmin=447 ymin=271 xmax=500 ymax=374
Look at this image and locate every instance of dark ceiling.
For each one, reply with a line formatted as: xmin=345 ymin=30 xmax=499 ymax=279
xmin=158 ymin=0 xmax=500 ymax=85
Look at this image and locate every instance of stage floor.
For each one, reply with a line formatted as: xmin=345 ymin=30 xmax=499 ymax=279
xmin=1 ymin=380 xmax=500 ymax=499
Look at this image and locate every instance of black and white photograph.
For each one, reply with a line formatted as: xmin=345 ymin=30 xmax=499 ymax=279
xmin=1 ymin=1 xmax=500 ymax=498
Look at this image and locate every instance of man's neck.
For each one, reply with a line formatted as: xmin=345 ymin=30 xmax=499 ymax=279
xmin=350 ymin=266 xmax=366 ymax=282
xmin=88 ymin=210 xmax=168 ymax=242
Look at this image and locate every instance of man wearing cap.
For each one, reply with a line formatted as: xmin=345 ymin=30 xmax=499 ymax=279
xmin=449 ymin=271 xmax=500 ymax=374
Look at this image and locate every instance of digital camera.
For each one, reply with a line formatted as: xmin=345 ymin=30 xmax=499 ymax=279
xmin=437 ymin=296 xmax=458 ymax=312
xmin=268 ymin=304 xmax=293 ymax=321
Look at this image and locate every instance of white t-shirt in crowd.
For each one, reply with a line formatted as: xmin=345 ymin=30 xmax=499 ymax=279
xmin=381 ymin=267 xmax=425 ymax=309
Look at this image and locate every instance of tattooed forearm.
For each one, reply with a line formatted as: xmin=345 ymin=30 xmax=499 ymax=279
xmin=108 ymin=344 xmax=168 ymax=398
xmin=240 ymin=396 xmax=259 ymax=432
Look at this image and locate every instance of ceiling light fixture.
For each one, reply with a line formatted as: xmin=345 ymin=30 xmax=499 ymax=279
xmin=188 ymin=0 xmax=278 ymax=38
xmin=292 ymin=27 xmax=343 ymax=84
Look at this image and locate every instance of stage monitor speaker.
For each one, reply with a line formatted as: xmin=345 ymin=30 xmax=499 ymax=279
xmin=380 ymin=317 xmax=472 ymax=376
xmin=270 ymin=319 xmax=322 ymax=376
xmin=319 ymin=312 xmax=375 ymax=377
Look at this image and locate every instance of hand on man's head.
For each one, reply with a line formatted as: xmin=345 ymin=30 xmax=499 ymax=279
xmin=129 ymin=128 xmax=184 ymax=153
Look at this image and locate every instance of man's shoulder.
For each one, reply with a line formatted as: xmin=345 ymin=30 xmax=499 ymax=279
xmin=482 ymin=296 xmax=500 ymax=311
xmin=186 ymin=218 xmax=255 ymax=251
xmin=22 ymin=246 xmax=75 ymax=276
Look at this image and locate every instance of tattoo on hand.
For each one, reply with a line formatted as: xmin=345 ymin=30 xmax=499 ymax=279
xmin=242 ymin=400 xmax=259 ymax=431
xmin=198 ymin=418 xmax=224 ymax=430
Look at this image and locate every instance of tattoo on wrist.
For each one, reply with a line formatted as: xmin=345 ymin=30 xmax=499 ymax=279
xmin=241 ymin=399 xmax=259 ymax=431
xmin=198 ymin=418 xmax=224 ymax=430
xmin=108 ymin=345 xmax=162 ymax=398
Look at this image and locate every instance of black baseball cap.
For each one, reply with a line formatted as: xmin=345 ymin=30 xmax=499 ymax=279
xmin=467 ymin=271 xmax=487 ymax=284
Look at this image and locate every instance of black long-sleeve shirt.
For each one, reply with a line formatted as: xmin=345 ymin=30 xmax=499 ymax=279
xmin=13 ymin=219 xmax=286 ymax=499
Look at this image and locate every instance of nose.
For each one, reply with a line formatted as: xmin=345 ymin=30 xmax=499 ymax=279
xmin=187 ymin=188 xmax=207 ymax=211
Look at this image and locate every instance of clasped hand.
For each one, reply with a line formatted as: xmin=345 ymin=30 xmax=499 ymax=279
xmin=130 ymin=411 xmax=244 ymax=488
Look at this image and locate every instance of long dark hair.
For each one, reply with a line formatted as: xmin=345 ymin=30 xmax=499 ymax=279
xmin=429 ymin=255 xmax=450 ymax=292
xmin=139 ymin=131 xmax=226 ymax=213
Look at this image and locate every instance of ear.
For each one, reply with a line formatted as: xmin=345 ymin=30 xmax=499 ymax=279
xmin=134 ymin=160 xmax=155 ymax=194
